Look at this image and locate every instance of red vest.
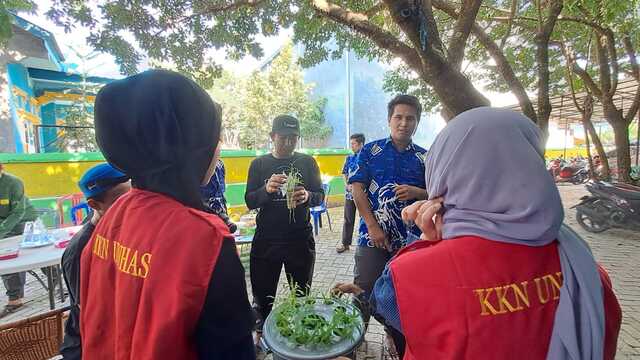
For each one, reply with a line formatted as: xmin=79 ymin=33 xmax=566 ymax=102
xmin=390 ymin=236 xmax=621 ymax=360
xmin=80 ymin=189 xmax=229 ymax=359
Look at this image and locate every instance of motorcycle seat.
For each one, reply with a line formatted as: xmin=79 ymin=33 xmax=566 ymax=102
xmin=609 ymin=186 xmax=640 ymax=201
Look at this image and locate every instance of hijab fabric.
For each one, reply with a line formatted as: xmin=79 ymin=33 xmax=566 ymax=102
xmin=425 ymin=107 xmax=605 ymax=360
xmin=94 ymin=70 xmax=220 ymax=211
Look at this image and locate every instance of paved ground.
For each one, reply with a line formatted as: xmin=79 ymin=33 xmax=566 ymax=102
xmin=558 ymin=184 xmax=640 ymax=360
xmin=1 ymin=184 xmax=639 ymax=359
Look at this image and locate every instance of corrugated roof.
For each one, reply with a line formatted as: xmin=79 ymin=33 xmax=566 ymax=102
xmin=504 ymin=78 xmax=639 ymax=128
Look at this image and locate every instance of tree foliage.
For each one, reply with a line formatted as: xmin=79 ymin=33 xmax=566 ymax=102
xmin=0 ymin=0 xmax=35 ymax=46
xmin=209 ymin=43 xmax=331 ymax=149
xmin=42 ymin=0 xmax=492 ymax=117
xmin=53 ymin=103 xmax=99 ymax=152
xmin=31 ymin=0 xmax=640 ymax=180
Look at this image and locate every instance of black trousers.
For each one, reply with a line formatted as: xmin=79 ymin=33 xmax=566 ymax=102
xmin=354 ymin=245 xmax=405 ymax=358
xmin=341 ymin=199 xmax=356 ymax=246
xmin=250 ymin=232 xmax=316 ymax=324
xmin=353 ymin=245 xmax=393 ymax=325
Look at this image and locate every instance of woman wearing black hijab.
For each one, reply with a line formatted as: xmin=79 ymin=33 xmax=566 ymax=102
xmin=79 ymin=70 xmax=255 ymax=359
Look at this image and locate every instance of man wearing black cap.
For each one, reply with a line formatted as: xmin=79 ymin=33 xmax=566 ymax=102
xmin=245 ymin=115 xmax=324 ymax=340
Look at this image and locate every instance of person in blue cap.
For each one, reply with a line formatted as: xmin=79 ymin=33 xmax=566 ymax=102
xmin=59 ymin=162 xmax=130 ymax=360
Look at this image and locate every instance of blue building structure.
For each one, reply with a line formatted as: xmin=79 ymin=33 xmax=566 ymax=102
xmin=263 ymin=43 xmax=443 ymax=149
xmin=1 ymin=14 xmax=113 ymax=153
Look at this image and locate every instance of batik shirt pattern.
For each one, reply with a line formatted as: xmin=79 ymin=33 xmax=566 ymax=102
xmin=348 ymin=138 xmax=427 ymax=251
xmin=342 ymin=153 xmax=359 ymax=201
xmin=200 ymin=160 xmax=227 ymax=214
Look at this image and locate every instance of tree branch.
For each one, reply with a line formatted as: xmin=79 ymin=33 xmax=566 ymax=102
xmin=419 ymin=0 xmax=446 ymax=54
xmin=154 ymin=0 xmax=267 ymax=36
xmin=195 ymin=0 xmax=265 ymax=15
xmin=604 ymin=29 xmax=619 ymax=94
xmin=624 ymin=35 xmax=640 ymax=81
xmin=382 ymin=0 xmax=446 ymax=59
xmin=535 ymin=0 xmax=563 ymax=135
xmin=574 ymin=0 xmax=617 ymax=94
xmin=363 ymin=3 xmax=385 ymax=17
xmin=622 ymin=35 xmax=640 ymax=123
xmin=594 ymin=34 xmax=613 ymax=98
xmin=433 ymin=0 xmax=535 ymax=122
xmin=555 ymin=15 xmax=607 ymax=34
xmin=625 ymin=87 xmax=640 ymax=125
xmin=447 ymin=0 xmax=483 ymax=69
xmin=559 ymin=40 xmax=603 ymax=98
xmin=496 ymin=14 xmax=607 ymax=35
xmin=562 ymin=45 xmax=585 ymax=113
xmin=490 ymin=16 xmax=536 ymax=32
xmin=310 ymin=0 xmax=423 ymax=72
xmin=499 ymin=0 xmax=518 ymax=50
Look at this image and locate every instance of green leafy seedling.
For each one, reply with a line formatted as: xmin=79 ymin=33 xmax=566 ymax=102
xmin=272 ymin=285 xmax=362 ymax=348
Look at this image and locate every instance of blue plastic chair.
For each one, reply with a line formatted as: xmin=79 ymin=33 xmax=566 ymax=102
xmin=70 ymin=202 xmax=90 ymax=225
xmin=311 ymin=183 xmax=332 ymax=236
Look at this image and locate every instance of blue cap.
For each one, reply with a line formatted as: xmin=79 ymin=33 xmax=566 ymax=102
xmin=78 ymin=163 xmax=129 ymax=199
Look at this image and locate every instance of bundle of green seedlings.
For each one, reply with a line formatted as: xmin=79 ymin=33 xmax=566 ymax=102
xmin=273 ymin=288 xmax=362 ymax=348
xmin=281 ymin=165 xmax=304 ymax=223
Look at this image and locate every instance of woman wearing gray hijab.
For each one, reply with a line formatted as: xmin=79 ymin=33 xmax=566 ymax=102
xmin=342 ymin=107 xmax=621 ymax=360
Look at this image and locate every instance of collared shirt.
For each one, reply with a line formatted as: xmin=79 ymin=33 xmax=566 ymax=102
xmin=200 ymin=160 xmax=227 ymax=214
xmin=342 ymin=153 xmax=359 ymax=201
xmin=348 ymin=137 xmax=427 ymax=251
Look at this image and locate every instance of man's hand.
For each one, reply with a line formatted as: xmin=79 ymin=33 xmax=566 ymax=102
xmin=331 ymin=283 xmax=364 ymax=297
xmin=265 ymin=174 xmax=287 ymax=194
xmin=292 ymin=186 xmax=309 ymax=206
xmin=401 ymin=198 xmax=444 ymax=241
xmin=368 ymin=223 xmax=390 ymax=251
xmin=394 ymin=184 xmax=427 ymax=201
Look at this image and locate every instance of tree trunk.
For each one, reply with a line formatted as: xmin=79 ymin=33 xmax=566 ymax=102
xmin=536 ymin=33 xmax=551 ymax=139
xmin=421 ymin=61 xmax=489 ymax=120
xmin=583 ymin=118 xmax=611 ymax=179
xmin=583 ymin=118 xmax=594 ymax=178
xmin=611 ymin=118 xmax=632 ymax=183
xmin=382 ymin=0 xmax=489 ymax=120
xmin=604 ymin=97 xmax=632 ymax=182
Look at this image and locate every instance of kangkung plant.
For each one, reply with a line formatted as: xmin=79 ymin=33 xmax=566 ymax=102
xmin=272 ymin=287 xmax=362 ymax=348
xmin=281 ymin=164 xmax=304 ymax=223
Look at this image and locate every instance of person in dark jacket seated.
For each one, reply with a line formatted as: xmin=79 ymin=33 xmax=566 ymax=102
xmin=59 ymin=162 xmax=130 ymax=359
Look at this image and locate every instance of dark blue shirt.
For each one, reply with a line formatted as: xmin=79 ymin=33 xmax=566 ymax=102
xmin=348 ymin=137 xmax=427 ymax=251
xmin=342 ymin=153 xmax=359 ymax=201
xmin=200 ymin=160 xmax=227 ymax=213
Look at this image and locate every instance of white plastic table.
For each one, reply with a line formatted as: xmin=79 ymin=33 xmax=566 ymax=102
xmin=0 ymin=226 xmax=82 ymax=309
xmin=1 ymin=227 xmax=251 ymax=309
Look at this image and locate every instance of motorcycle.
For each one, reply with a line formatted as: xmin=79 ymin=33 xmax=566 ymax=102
xmin=572 ymin=181 xmax=640 ymax=233
xmin=548 ymin=159 xmax=589 ymax=185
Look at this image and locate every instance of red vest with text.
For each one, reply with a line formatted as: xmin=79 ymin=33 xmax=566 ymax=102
xmin=80 ymin=189 xmax=229 ymax=359
xmin=390 ymin=236 xmax=621 ymax=360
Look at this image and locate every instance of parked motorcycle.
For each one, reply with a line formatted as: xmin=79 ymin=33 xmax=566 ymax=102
xmin=572 ymin=181 xmax=640 ymax=233
xmin=560 ymin=166 xmax=589 ymax=184
xmin=548 ymin=159 xmax=589 ymax=184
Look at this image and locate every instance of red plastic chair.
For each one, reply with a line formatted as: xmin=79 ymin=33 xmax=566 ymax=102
xmin=55 ymin=193 xmax=85 ymax=227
